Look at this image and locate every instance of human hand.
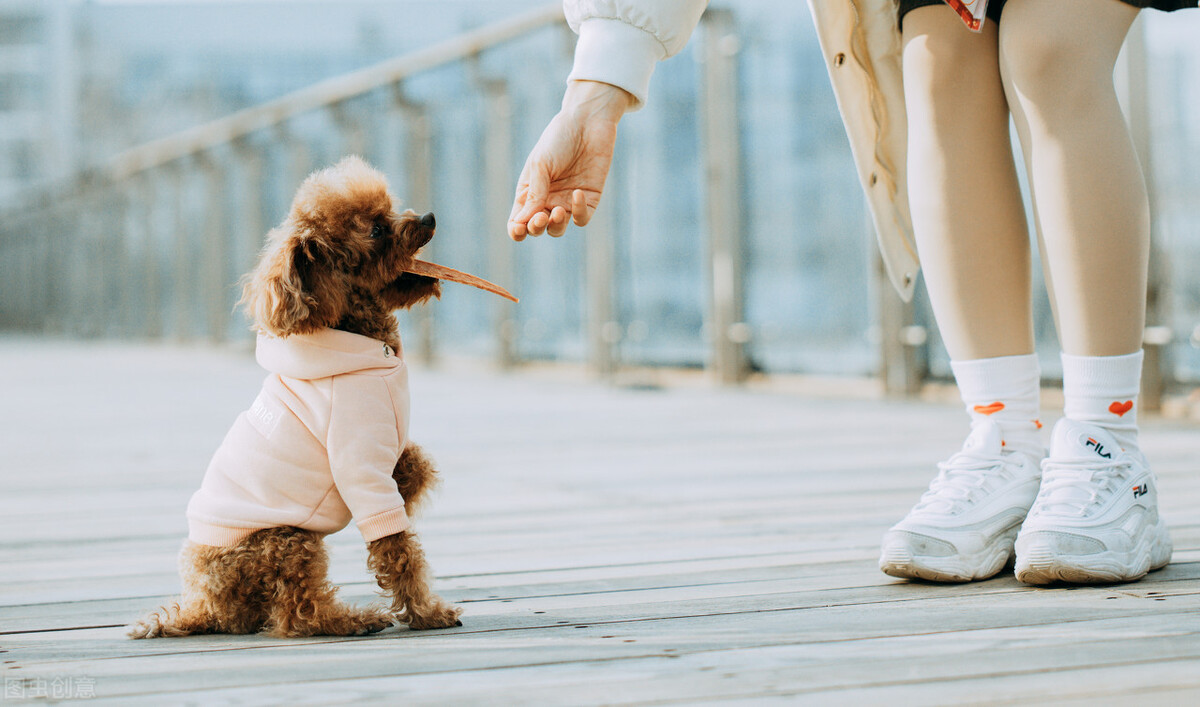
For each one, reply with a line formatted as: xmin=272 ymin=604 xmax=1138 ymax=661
xmin=508 ymin=81 xmax=633 ymax=241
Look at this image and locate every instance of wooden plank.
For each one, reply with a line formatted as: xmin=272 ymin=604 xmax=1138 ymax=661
xmin=2 ymin=337 xmax=1198 ymax=703
xmin=87 ymin=639 xmax=1199 ymax=707
xmin=39 ymin=547 xmax=1195 ymax=634
xmin=8 ymin=566 xmax=1198 ymax=656
xmin=5 ymin=607 xmax=1198 ymax=701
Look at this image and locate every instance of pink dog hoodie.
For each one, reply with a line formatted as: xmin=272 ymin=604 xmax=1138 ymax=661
xmin=187 ymin=328 xmax=412 ymax=547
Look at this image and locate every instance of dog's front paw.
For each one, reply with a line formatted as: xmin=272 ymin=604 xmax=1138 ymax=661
xmin=356 ymin=610 xmax=395 ymax=636
xmin=405 ymin=602 xmax=462 ymax=631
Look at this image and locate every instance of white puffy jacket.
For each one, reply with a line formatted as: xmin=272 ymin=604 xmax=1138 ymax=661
xmin=565 ymin=0 xmax=708 ymax=109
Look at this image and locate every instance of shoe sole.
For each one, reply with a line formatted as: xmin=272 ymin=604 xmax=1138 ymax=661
xmin=1015 ymin=520 xmax=1173 ymax=585
xmin=879 ymin=531 xmax=1015 ymax=583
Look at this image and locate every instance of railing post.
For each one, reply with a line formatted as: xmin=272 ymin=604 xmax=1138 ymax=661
xmin=5 ymin=216 xmax=27 ymax=327
xmin=197 ymin=154 xmax=229 ymax=342
xmin=2 ymin=217 xmax=26 ymax=327
xmin=275 ymin=125 xmax=312 ymax=194
xmin=80 ymin=182 xmax=105 ymax=338
xmin=233 ymin=139 xmax=266 ymax=341
xmin=392 ymin=86 xmax=438 ymax=365
xmin=331 ymin=102 xmax=368 ymax=158
xmin=110 ymin=185 xmax=134 ymax=337
xmin=478 ymin=72 xmax=518 ymax=369
xmin=169 ymin=162 xmax=194 ymax=340
xmin=45 ymin=207 xmax=63 ymax=333
xmin=28 ymin=217 xmax=41 ymax=328
xmin=585 ymin=186 xmax=619 ymax=379
xmin=43 ymin=208 xmax=64 ymax=334
xmin=877 ymin=247 xmax=926 ymax=396
xmin=136 ymin=172 xmax=163 ymax=339
xmin=699 ymin=9 xmax=749 ymax=384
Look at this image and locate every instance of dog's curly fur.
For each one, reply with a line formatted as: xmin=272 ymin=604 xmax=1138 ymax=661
xmin=129 ymin=156 xmax=461 ymax=639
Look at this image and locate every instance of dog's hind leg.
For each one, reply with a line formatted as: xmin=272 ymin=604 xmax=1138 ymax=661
xmin=128 ymin=540 xmax=268 ymax=638
xmin=391 ymin=443 xmax=440 ymax=517
xmin=259 ymin=528 xmax=393 ymax=638
xmin=367 ymin=531 xmax=461 ymax=630
xmin=127 ymin=600 xmax=218 ymax=639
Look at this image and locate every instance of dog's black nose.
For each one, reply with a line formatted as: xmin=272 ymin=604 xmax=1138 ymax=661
xmin=420 ymin=212 xmax=435 ymax=229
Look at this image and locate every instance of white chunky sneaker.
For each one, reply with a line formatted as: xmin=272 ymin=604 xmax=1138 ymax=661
xmin=1015 ymin=419 xmax=1172 ymax=585
xmin=880 ymin=419 xmax=1043 ymax=582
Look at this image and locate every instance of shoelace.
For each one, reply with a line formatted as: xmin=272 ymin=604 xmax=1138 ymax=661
xmin=912 ymin=452 xmax=1013 ymax=515
xmin=1034 ymin=459 xmax=1132 ymax=517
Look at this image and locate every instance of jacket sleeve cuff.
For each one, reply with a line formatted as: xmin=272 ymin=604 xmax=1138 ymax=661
xmin=567 ymin=18 xmax=664 ymax=111
xmin=357 ymin=506 xmax=411 ymax=543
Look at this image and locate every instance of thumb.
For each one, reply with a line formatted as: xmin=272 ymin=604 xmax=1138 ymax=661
xmin=514 ymin=161 xmax=550 ymax=224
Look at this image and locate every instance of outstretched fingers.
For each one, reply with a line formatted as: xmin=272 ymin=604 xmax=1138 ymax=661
xmin=508 ymin=188 xmax=588 ymax=240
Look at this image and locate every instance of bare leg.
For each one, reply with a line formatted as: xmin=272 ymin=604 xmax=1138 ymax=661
xmin=998 ymin=0 xmax=1145 ymax=357
xmin=880 ymin=10 xmax=1045 ymax=584
xmin=998 ymin=0 xmax=1168 ymax=586
xmin=902 ymin=6 xmax=1034 ymax=360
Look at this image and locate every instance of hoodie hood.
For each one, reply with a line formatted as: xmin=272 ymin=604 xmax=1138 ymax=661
xmin=255 ymin=328 xmax=401 ymax=380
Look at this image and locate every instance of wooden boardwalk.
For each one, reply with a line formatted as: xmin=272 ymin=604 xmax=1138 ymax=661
xmin=2 ymin=336 xmax=1197 ymax=705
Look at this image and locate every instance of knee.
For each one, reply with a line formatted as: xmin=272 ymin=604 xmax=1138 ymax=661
xmin=998 ymin=21 xmax=1115 ymax=112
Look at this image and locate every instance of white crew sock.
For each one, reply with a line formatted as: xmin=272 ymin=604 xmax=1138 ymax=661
xmin=1061 ymin=350 xmax=1142 ymax=452
xmin=950 ymin=353 xmax=1044 ymax=459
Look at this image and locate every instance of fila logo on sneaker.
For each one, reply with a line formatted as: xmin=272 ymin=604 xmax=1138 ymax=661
xmin=1085 ymin=437 xmax=1113 ymax=459
xmin=1132 ymin=483 xmax=1149 ymax=498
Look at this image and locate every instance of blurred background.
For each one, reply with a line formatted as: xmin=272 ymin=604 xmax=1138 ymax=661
xmin=0 ymin=0 xmax=1198 ymax=402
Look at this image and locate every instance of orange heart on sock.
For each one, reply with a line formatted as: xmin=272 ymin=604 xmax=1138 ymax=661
xmin=973 ymin=402 xmax=1005 ymax=415
xmin=1109 ymin=400 xmax=1133 ymax=417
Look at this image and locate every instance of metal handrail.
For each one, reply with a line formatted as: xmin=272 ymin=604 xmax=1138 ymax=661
xmin=0 ymin=1 xmax=574 ymax=354
xmin=12 ymin=2 xmax=564 ymax=203
xmin=0 ymin=5 xmax=756 ymax=387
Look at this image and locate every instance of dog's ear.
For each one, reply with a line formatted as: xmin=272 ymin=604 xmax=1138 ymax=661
xmin=241 ymin=225 xmax=349 ymax=336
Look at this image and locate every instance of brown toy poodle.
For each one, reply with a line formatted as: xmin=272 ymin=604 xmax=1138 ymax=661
xmin=130 ymin=156 xmax=512 ymax=639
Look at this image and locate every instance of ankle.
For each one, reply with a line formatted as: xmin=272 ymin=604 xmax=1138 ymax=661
xmin=1061 ymin=350 xmax=1142 ymax=453
xmin=952 ymin=354 xmax=1044 ymax=458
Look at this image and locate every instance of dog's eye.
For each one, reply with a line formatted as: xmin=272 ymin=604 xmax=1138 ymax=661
xmin=370 ymin=223 xmax=384 ymax=240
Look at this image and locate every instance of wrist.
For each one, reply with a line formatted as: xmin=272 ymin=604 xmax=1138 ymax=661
xmin=562 ymin=80 xmax=633 ymax=123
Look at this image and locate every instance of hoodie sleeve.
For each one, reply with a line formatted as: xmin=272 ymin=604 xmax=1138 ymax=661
xmin=326 ymin=374 xmax=411 ymax=542
xmin=565 ymin=0 xmax=709 ymax=109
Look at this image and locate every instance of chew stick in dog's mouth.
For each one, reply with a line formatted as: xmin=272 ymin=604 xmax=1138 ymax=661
xmin=404 ymin=260 xmax=518 ymax=303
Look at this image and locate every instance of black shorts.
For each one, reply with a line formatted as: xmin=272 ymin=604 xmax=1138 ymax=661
xmin=897 ymin=0 xmax=1196 ymax=32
